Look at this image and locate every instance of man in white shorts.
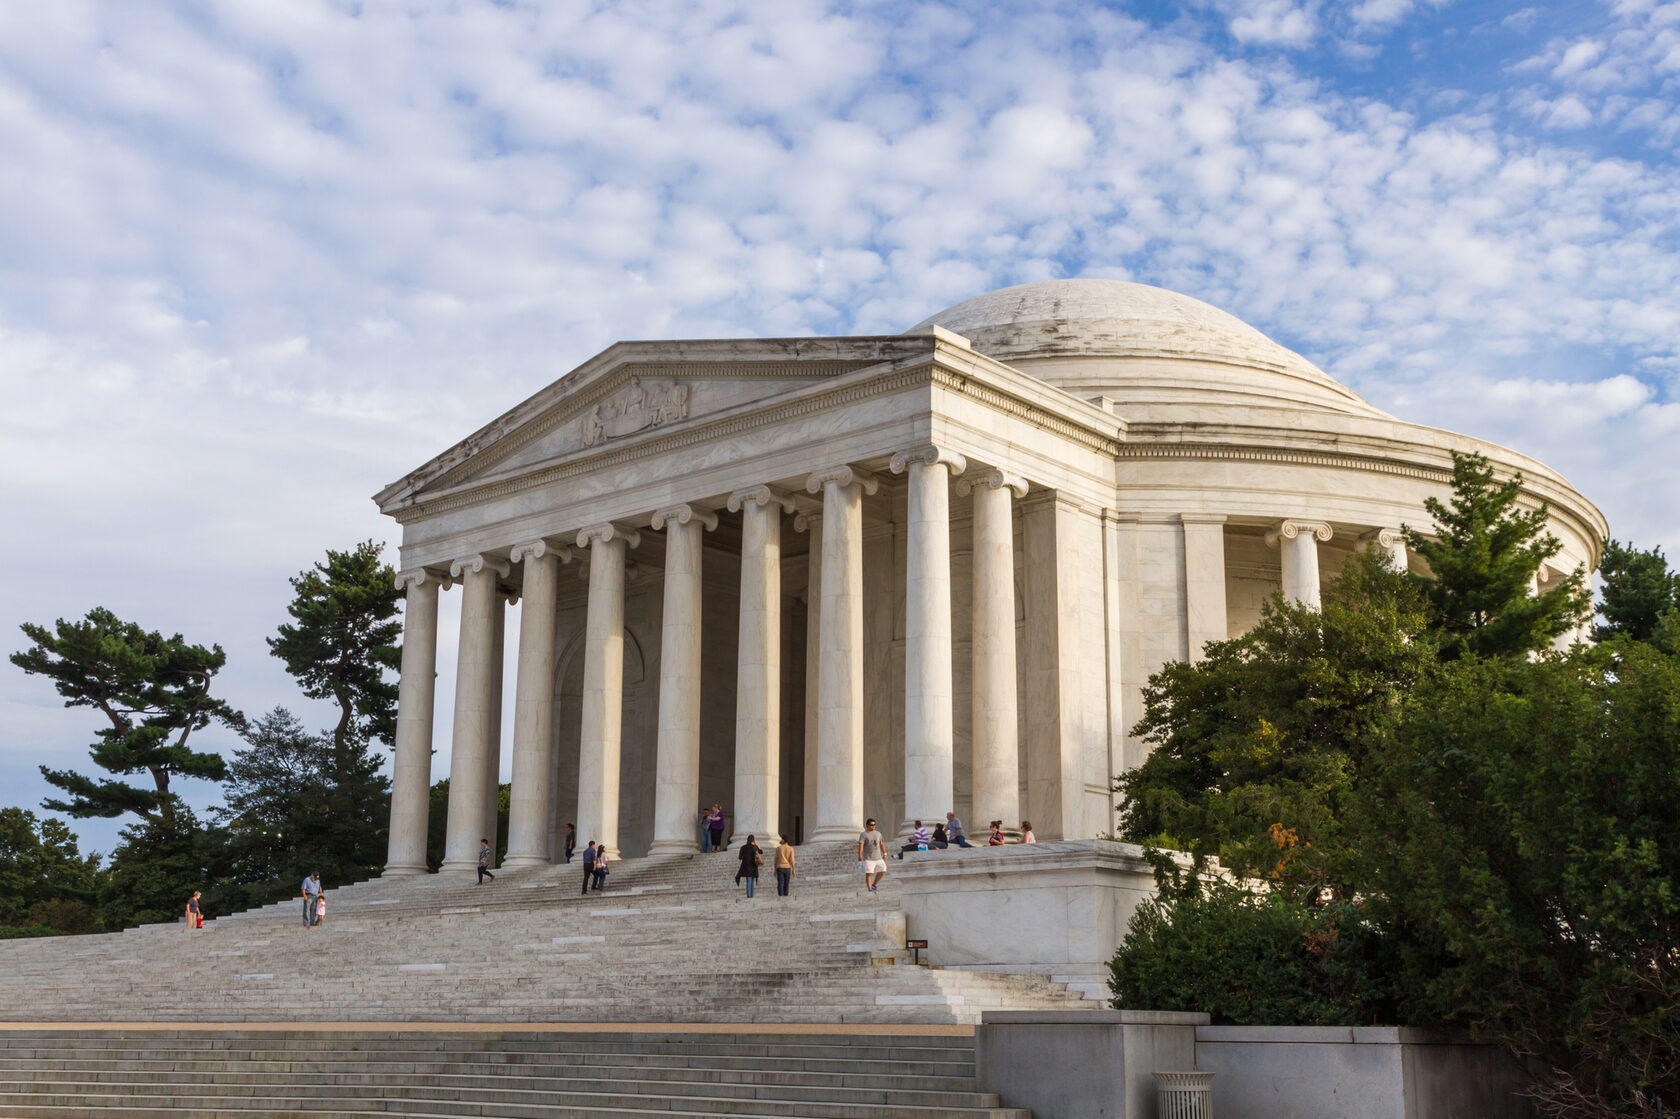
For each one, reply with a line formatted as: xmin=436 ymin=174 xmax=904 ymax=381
xmin=857 ymin=819 xmax=888 ymax=892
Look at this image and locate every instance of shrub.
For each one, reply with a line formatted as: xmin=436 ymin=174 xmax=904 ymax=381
xmin=1109 ymin=881 xmax=1396 ymax=1026
xmin=0 ymin=925 xmax=70 ymax=940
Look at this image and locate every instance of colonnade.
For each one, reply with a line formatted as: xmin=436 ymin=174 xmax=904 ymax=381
xmin=383 ymin=453 xmax=1412 ymax=875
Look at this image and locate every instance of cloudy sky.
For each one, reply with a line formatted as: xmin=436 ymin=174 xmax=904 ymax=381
xmin=4 ymin=0 xmax=1677 ymax=857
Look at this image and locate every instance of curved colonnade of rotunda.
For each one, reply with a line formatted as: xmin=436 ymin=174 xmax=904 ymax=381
xmin=374 ymin=279 xmax=1605 ymax=873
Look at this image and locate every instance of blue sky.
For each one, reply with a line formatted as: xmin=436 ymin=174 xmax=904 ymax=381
xmin=3 ymin=0 xmax=1678 ymax=858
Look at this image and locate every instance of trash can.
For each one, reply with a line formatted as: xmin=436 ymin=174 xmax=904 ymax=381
xmin=1153 ymin=1070 xmax=1214 ymax=1118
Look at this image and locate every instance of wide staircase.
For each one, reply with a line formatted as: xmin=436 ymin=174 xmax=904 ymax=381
xmin=0 ymin=1028 xmax=1030 ymax=1118
xmin=0 ymin=841 xmax=1102 ymax=1024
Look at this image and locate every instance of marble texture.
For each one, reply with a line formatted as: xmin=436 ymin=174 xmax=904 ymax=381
xmin=503 ymin=542 xmax=563 ymax=867
xmin=648 ymin=506 xmax=715 ymax=854
xmin=893 ymin=445 xmax=965 ymax=836
xmin=384 ymin=569 xmax=444 ymax=876
xmin=809 ymin=468 xmax=874 ymax=841
xmin=962 ymin=469 xmax=1024 ymax=835
xmin=576 ymin=524 xmax=637 ymax=860
xmin=728 ymin=486 xmax=790 ymax=850
xmin=440 ymin=556 xmax=508 ymax=873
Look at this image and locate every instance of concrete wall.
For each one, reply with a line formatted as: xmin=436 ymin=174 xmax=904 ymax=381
xmin=895 ymin=840 xmax=1163 ymax=998
xmin=977 ymin=1010 xmax=1205 ymax=1119
xmin=978 ymin=1016 xmax=1536 ymax=1119
xmin=1194 ymin=1026 xmax=1534 ymax=1119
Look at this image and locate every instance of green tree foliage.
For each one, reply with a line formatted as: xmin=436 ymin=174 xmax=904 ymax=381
xmin=1402 ymin=451 xmax=1590 ymax=659
xmin=1110 ymin=880 xmax=1395 ymax=1027
xmin=1355 ymin=642 xmax=1680 ymax=1114
xmin=11 ymin=608 xmax=239 ymax=820
xmin=0 ymin=808 xmax=100 ymax=929
xmin=1595 ymin=539 xmax=1680 ymax=647
xmin=97 ymin=802 xmax=215 ymax=930
xmin=1116 ymin=550 xmax=1435 ymax=893
xmin=218 ymin=707 xmax=390 ymax=895
xmin=268 ymin=542 xmax=402 ymax=752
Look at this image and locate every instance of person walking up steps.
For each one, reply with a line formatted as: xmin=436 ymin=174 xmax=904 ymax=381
xmin=477 ymin=838 xmax=496 ymax=883
xmin=301 ymin=872 xmax=321 ymax=927
xmin=774 ymin=836 xmax=795 ymax=897
xmin=734 ymin=834 xmax=762 ymax=897
xmin=858 ymin=820 xmax=887 ymax=892
xmin=579 ymin=841 xmax=597 ymax=895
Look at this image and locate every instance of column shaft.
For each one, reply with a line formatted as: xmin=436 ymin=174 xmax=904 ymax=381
xmin=384 ymin=571 xmax=441 ymax=876
xmin=504 ymin=544 xmax=562 ymax=867
xmin=799 ymin=514 xmax=822 ymax=842
xmin=576 ymin=525 xmax=636 ymax=860
xmin=969 ymin=475 xmax=1022 ymax=834
xmin=440 ymin=557 xmax=506 ymax=873
xmin=649 ymin=508 xmax=712 ymax=854
xmin=894 ymin=447 xmax=964 ymax=835
xmin=807 ymin=467 xmax=874 ymax=841
xmin=730 ymin=487 xmax=786 ymax=849
xmin=480 ymin=597 xmax=507 ymax=861
xmin=1181 ymin=515 xmax=1228 ymax=662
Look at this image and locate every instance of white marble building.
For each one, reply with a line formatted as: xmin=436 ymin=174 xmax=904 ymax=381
xmin=375 ymin=279 xmax=1606 ymax=874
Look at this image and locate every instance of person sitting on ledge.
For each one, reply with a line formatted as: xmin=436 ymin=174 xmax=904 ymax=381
xmin=945 ymin=812 xmax=975 ymax=848
xmin=897 ymin=820 xmax=932 ymax=858
xmin=987 ymin=822 xmax=1007 ymax=846
xmin=930 ymin=823 xmax=951 ymax=849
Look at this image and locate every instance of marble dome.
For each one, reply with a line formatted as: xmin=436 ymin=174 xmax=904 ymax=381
xmin=907 ymin=278 xmax=1387 ymax=418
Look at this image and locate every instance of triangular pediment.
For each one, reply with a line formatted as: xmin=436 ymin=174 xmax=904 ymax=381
xmin=375 ymin=335 xmax=930 ymax=512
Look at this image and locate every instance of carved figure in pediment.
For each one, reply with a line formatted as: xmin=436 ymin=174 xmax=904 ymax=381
xmin=580 ymin=377 xmax=691 ymax=446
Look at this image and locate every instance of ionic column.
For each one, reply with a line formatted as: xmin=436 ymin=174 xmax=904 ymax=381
xmin=503 ymin=541 xmax=568 ymax=868
xmin=384 ymin=568 xmax=448 ymax=876
xmin=480 ymin=591 xmax=510 ymax=866
xmin=890 ymin=444 xmax=966 ymax=836
xmin=1181 ymin=513 xmax=1228 ymax=661
xmin=728 ymin=485 xmax=794 ymax=850
xmin=804 ymin=466 xmax=877 ymax=841
xmin=575 ymin=522 xmax=640 ymax=860
xmin=958 ymin=468 xmax=1025 ymax=835
xmin=1369 ymin=528 xmax=1408 ymax=573
xmin=1271 ymin=520 xmax=1333 ymax=608
xmin=796 ymin=511 xmax=822 ymax=841
xmin=648 ymin=504 xmax=718 ymax=855
xmin=440 ymin=553 xmax=510 ymax=873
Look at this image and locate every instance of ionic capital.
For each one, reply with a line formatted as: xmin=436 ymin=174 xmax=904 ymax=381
xmin=651 ymin=504 xmax=719 ymax=532
xmin=394 ymin=568 xmax=451 ymax=592
xmin=576 ymin=523 xmax=642 ymax=550
xmin=449 ymin=554 xmax=512 ymax=580
xmin=1367 ymin=527 xmax=1405 ymax=550
xmin=793 ymin=510 xmax=822 ymax=533
xmin=889 ymin=444 xmax=967 ymax=477
xmin=955 ymin=468 xmax=1028 ymax=498
xmin=806 ymin=465 xmax=879 ymax=496
xmin=1266 ymin=519 xmax=1334 ymax=546
xmin=509 ymin=539 xmax=571 ymax=565
xmin=726 ymin=485 xmax=796 ymax=514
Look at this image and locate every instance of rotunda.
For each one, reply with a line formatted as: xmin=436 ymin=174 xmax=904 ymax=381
xmin=373 ymin=278 xmax=1607 ymax=872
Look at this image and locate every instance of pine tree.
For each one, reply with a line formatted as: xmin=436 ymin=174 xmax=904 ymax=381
xmin=11 ymin=608 xmax=239 ymax=821
xmin=1595 ymin=539 xmax=1680 ymax=645
xmin=267 ymin=542 xmax=401 ymax=886
xmin=1402 ymin=451 xmax=1590 ymax=659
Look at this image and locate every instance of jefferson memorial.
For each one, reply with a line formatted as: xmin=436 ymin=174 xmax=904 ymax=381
xmin=374 ymin=278 xmax=1606 ymax=875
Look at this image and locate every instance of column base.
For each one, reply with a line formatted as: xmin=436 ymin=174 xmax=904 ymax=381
xmin=437 ymin=859 xmax=479 ymax=875
xmin=381 ymin=863 xmax=429 ymax=877
xmin=646 ymin=839 xmax=701 ymax=856
xmin=499 ymin=854 xmax=551 ymax=869
xmin=807 ymin=825 xmax=862 ymax=843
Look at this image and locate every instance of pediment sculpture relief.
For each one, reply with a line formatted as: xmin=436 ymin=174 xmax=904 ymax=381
xmin=581 ymin=377 xmax=690 ymax=447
